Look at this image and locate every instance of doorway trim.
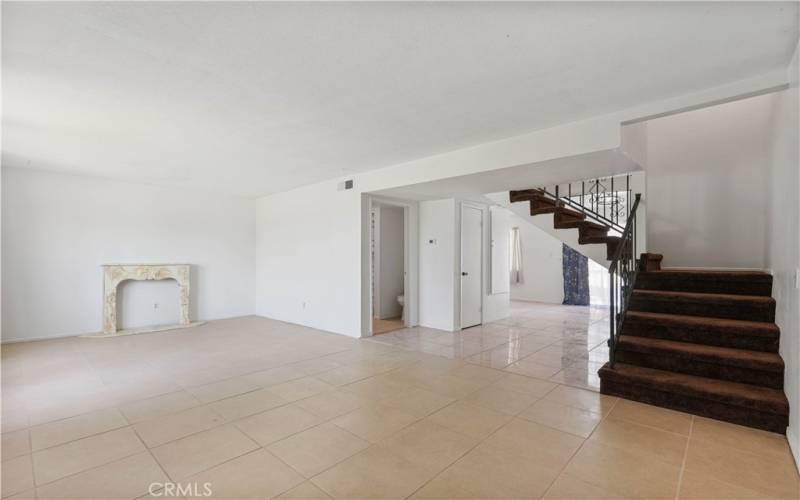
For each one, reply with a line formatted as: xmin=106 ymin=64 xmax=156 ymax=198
xmin=362 ymin=194 xmax=419 ymax=337
xmin=370 ymin=207 xmax=382 ymax=319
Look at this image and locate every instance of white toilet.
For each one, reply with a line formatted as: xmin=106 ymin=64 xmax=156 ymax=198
xmin=397 ymin=295 xmax=405 ymax=322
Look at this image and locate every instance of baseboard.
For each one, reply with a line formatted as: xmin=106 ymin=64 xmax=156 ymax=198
xmin=1 ymin=330 xmax=86 ymax=344
xmin=1 ymin=313 xmax=259 ymax=344
xmin=788 ymin=426 xmax=800 ymax=474
xmin=509 ymin=298 xmax=563 ymax=305
xmin=253 ymin=313 xmax=360 ymax=339
xmin=417 ymin=321 xmax=457 ymax=332
xmin=662 ymin=266 xmax=771 ymax=273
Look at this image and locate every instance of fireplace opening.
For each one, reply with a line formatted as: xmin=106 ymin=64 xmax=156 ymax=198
xmin=116 ymin=278 xmax=181 ymax=330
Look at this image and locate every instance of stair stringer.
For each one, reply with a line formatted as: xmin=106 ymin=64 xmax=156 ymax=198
xmin=485 ymin=192 xmax=610 ymax=269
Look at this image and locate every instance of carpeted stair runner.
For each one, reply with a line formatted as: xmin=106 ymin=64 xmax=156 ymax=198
xmin=599 ymin=257 xmax=789 ymax=433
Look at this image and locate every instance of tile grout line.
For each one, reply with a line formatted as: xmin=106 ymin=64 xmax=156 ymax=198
xmin=603 ymin=408 xmax=696 ymax=439
xmin=275 ymin=378 xmax=501 ymax=499
xmin=26 ymin=386 xmax=335 ymax=479
xmin=539 ymin=394 xmax=622 ymax=499
xmin=30 ymin=427 xmax=152 ymax=492
xmin=26 ymin=427 xmax=35 ymax=498
xmin=269 ymin=420 xmax=377 ymax=497
xmin=400 ymin=409 xmax=519 ymax=499
xmin=129 ymin=422 xmax=178 ymax=496
xmin=674 ymin=415 xmax=695 ymax=500
xmin=245 ymin=396 xmax=392 ymax=496
xmin=149 ymin=422 xmax=264 ymax=485
xmin=400 ymin=381 xmax=573 ymax=500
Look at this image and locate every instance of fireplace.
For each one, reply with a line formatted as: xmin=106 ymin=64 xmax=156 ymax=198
xmin=85 ymin=263 xmax=204 ymax=337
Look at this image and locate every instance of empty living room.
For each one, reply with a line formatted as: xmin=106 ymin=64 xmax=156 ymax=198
xmin=2 ymin=2 xmax=800 ymax=499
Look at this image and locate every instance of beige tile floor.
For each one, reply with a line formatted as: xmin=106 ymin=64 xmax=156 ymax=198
xmin=1 ymin=302 xmax=798 ymax=499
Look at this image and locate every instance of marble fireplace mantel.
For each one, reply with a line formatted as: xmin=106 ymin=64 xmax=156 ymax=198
xmin=84 ymin=263 xmax=204 ymax=338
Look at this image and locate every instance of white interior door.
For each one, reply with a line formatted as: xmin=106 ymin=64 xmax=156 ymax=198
xmin=461 ymin=205 xmax=482 ymax=328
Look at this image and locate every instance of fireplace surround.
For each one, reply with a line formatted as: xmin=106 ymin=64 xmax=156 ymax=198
xmin=86 ymin=263 xmax=205 ymax=337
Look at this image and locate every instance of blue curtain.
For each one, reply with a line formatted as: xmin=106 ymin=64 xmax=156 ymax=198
xmin=562 ymin=244 xmax=590 ymax=305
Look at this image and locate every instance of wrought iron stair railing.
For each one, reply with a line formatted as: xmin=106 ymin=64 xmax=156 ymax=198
xmin=538 ymin=174 xmax=633 ymax=234
xmin=608 ymin=193 xmax=642 ymax=367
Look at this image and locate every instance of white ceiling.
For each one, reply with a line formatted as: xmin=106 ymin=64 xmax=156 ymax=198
xmin=3 ymin=2 xmax=798 ymax=197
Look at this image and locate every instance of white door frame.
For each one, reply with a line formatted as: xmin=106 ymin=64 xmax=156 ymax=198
xmin=456 ymin=201 xmax=485 ymax=330
xmin=370 ymin=208 xmax=382 ymax=319
xmin=362 ymin=195 xmax=419 ymax=337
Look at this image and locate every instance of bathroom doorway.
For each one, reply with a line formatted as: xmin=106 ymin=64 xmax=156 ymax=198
xmin=371 ymin=201 xmax=407 ymax=335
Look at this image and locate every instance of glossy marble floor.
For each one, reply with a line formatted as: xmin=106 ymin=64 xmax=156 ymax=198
xmin=1 ymin=302 xmax=798 ymax=499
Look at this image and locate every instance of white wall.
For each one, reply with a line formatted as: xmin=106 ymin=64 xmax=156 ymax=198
xmin=256 ymin=179 xmax=361 ymax=337
xmin=492 ymin=192 xmax=612 ymax=268
xmin=416 ymin=199 xmax=513 ymax=330
xmin=378 ymin=204 xmax=404 ymax=319
xmin=1 ymin=167 xmax=256 ymax=342
xmin=509 ymin=214 xmax=564 ymax=304
xmin=418 ymin=199 xmax=457 ymax=331
xmin=644 ymin=94 xmax=775 ymax=269
xmin=588 ymin=259 xmax=610 ymax=306
xmin=766 ymin=43 xmax=799 ymax=469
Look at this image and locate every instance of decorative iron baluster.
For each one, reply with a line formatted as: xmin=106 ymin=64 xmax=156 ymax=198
xmin=595 ymin=179 xmax=599 ymax=214
xmin=608 ymin=193 xmax=642 ymax=368
xmin=536 ymin=175 xmax=635 ymax=235
xmin=582 ymin=182 xmax=585 ymax=215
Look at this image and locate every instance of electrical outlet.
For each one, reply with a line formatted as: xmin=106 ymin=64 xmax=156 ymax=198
xmin=153 ymin=303 xmax=159 ymax=310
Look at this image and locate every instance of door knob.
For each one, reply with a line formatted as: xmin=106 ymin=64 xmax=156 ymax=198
xmin=461 ymin=272 xmax=468 ymax=276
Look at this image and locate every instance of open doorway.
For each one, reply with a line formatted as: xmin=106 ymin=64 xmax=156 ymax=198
xmin=371 ymin=202 xmax=407 ymax=334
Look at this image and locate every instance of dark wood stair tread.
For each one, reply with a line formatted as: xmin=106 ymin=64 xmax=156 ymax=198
xmin=642 ymin=269 xmax=772 ymax=278
xmin=556 ymin=206 xmax=585 ymax=220
xmin=509 ymin=187 xmax=618 ymax=260
xmin=532 ymin=206 xmax=559 ymax=215
xmin=636 ymin=270 xmax=773 ymax=296
xmin=578 ymin=220 xmax=608 ymax=231
xmin=598 ymin=362 xmax=789 ymax=415
xmin=616 ymin=336 xmax=784 ymax=372
xmin=629 ymin=289 xmax=776 ymax=323
xmin=632 ymin=289 xmax=775 ymax=302
xmin=509 ymin=189 xmax=545 ymax=202
xmin=625 ymin=311 xmax=779 ymax=338
xmin=579 ymin=235 xmax=611 ymax=244
xmin=631 ymin=289 xmax=776 ymax=310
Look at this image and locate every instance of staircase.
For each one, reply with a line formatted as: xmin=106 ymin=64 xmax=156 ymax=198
xmin=509 ymin=179 xmax=789 ymax=434
xmin=508 ymin=187 xmax=629 ymax=261
xmin=599 ymin=257 xmax=789 ymax=434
